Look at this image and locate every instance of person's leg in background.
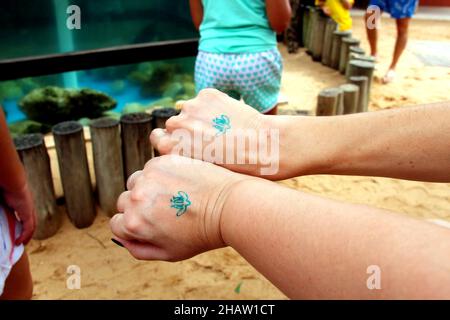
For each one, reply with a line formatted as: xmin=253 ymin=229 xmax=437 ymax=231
xmin=383 ymin=17 xmax=410 ymax=83
xmin=382 ymin=0 xmax=418 ymax=83
xmin=365 ymin=0 xmax=385 ymax=59
xmin=0 ymin=253 xmax=33 ymax=300
xmin=285 ymin=0 xmax=301 ymax=53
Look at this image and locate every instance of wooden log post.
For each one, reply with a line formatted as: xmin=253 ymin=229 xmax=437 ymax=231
xmin=311 ymin=12 xmax=327 ymax=61
xmin=120 ymin=112 xmax=153 ymax=181
xmin=52 ymin=121 xmax=96 ymax=228
xmin=340 ymin=84 xmax=360 ymax=114
xmin=339 ymin=37 xmax=360 ymax=74
xmin=347 ymin=60 xmax=375 ymax=109
xmin=152 ymin=108 xmax=179 ymax=157
xmin=349 ymin=76 xmax=369 ymax=112
xmin=297 ymin=4 xmax=306 ymax=47
xmin=316 ymin=88 xmax=343 ymax=116
xmin=14 ymin=134 xmax=61 ymax=239
xmin=345 ymin=47 xmax=366 ymax=76
xmin=306 ymin=7 xmax=319 ymax=54
xmin=349 ymin=46 xmax=365 ymax=56
xmin=90 ymin=117 xmax=125 ymax=217
xmin=321 ymin=18 xmax=337 ymax=67
xmin=330 ymin=30 xmax=352 ymax=70
xmin=302 ymin=6 xmax=311 ymax=51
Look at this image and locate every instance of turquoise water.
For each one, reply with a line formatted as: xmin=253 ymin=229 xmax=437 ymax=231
xmin=0 ymin=0 xmax=198 ymax=128
xmin=2 ymin=77 xmax=161 ymax=123
xmin=3 ymin=76 xmax=158 ymax=123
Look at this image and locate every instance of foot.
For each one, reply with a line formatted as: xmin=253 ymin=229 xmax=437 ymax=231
xmin=382 ymin=69 xmax=396 ymax=84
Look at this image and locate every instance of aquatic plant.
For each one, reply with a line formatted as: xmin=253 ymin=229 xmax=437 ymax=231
xmin=8 ymin=120 xmax=47 ymax=137
xmin=129 ymin=62 xmax=179 ymax=96
xmin=19 ymin=86 xmax=116 ymax=126
xmin=122 ymin=103 xmax=148 ymax=114
xmin=0 ymin=78 xmax=40 ymax=102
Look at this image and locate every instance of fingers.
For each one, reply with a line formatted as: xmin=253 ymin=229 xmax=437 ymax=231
xmin=150 ymin=129 xmax=178 ymax=155
xmin=114 ymin=237 xmax=169 ymax=261
xmin=15 ymin=212 xmax=36 ymax=245
xmin=117 ymin=190 xmax=131 ymax=213
xmin=126 ymin=170 xmax=142 ymax=191
xmin=110 ymin=213 xmax=137 ymax=242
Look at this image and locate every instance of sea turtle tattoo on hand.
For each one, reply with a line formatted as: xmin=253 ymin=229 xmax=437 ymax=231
xmin=170 ymin=191 xmax=192 ymax=217
xmin=212 ymin=114 xmax=231 ymax=136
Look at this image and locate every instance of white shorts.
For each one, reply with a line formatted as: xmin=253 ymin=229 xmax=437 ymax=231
xmin=0 ymin=206 xmax=24 ymax=296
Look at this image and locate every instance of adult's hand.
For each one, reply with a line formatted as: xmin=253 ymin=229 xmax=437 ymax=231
xmin=150 ymin=88 xmax=288 ymax=179
xmin=110 ymin=155 xmax=252 ymax=261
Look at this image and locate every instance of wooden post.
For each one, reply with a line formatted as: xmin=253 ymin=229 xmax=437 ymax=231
xmin=120 ymin=112 xmax=153 ymax=180
xmin=311 ymin=12 xmax=327 ymax=61
xmin=298 ymin=4 xmax=306 ymax=47
xmin=340 ymin=84 xmax=360 ymax=114
xmin=52 ymin=121 xmax=96 ymax=228
xmin=347 ymin=60 xmax=375 ymax=108
xmin=349 ymin=76 xmax=369 ymax=112
xmin=339 ymin=37 xmax=360 ymax=74
xmin=152 ymin=108 xmax=179 ymax=157
xmin=330 ymin=30 xmax=352 ymax=70
xmin=14 ymin=134 xmax=61 ymax=239
xmin=152 ymin=107 xmax=179 ymax=130
xmin=302 ymin=6 xmax=311 ymax=51
xmin=321 ymin=18 xmax=337 ymax=67
xmin=349 ymin=46 xmax=365 ymax=56
xmin=306 ymin=7 xmax=318 ymax=54
xmin=348 ymin=54 xmax=376 ymax=64
xmin=90 ymin=117 xmax=125 ymax=217
xmin=316 ymin=88 xmax=342 ymax=116
xmin=345 ymin=47 xmax=365 ymax=76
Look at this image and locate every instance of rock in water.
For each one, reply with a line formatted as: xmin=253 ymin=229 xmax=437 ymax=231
xmin=19 ymin=86 xmax=116 ymax=126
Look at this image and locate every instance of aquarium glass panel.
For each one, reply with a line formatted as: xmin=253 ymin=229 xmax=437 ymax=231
xmin=2 ymin=57 xmax=196 ymax=135
xmin=0 ymin=0 xmax=198 ymax=60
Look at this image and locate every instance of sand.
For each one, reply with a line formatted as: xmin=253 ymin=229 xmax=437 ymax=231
xmin=28 ymin=17 xmax=450 ymax=299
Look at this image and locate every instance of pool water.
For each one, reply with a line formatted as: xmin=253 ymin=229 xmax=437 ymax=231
xmin=3 ymin=75 xmax=159 ymax=124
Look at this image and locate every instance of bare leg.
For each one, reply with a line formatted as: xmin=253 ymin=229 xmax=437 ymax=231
xmin=382 ymin=18 xmax=411 ymax=83
xmin=0 ymin=252 xmax=33 ymax=300
xmin=365 ymin=10 xmax=382 ymax=57
xmin=389 ymin=18 xmax=410 ymax=70
xmin=264 ymin=105 xmax=278 ymax=115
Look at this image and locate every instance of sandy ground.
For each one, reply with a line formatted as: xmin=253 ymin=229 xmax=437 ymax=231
xmin=28 ymin=17 xmax=450 ymax=299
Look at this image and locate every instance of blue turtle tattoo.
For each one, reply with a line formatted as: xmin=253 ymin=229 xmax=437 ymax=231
xmin=170 ymin=191 xmax=192 ymax=217
xmin=212 ymin=114 xmax=231 ymax=136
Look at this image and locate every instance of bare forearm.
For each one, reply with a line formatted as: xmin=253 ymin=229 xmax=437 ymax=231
xmin=189 ymin=0 xmax=203 ymax=30
xmin=0 ymin=109 xmax=27 ymax=193
xmin=266 ymin=0 xmax=291 ymax=33
xmin=221 ymin=179 xmax=450 ymax=299
xmin=274 ymin=102 xmax=450 ymax=182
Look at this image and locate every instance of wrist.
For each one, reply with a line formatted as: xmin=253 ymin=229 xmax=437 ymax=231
xmin=272 ymin=115 xmax=343 ymax=177
xmin=218 ymin=177 xmax=268 ymax=247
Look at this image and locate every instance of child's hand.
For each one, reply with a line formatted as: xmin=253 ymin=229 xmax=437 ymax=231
xmin=341 ymin=0 xmax=353 ymax=10
xmin=322 ymin=5 xmax=331 ymax=15
xmin=150 ymin=88 xmax=282 ymax=179
xmin=3 ymin=183 xmax=37 ymax=245
xmin=110 ymin=155 xmax=252 ymax=261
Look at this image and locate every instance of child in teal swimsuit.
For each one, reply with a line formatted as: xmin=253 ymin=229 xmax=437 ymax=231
xmin=189 ymin=0 xmax=291 ymax=114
